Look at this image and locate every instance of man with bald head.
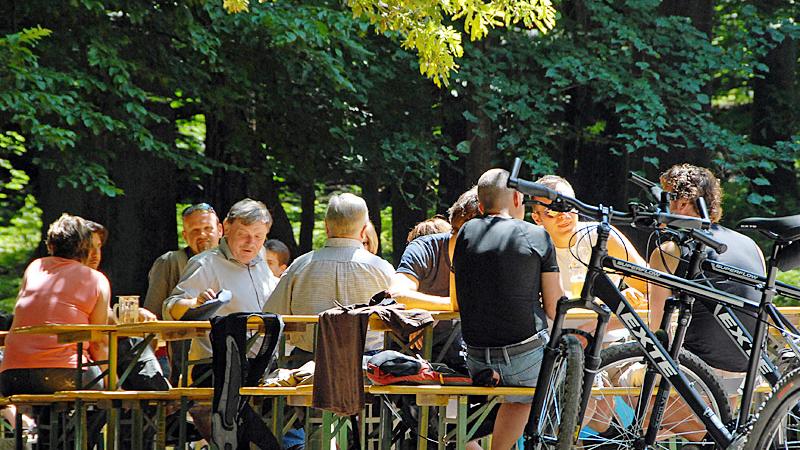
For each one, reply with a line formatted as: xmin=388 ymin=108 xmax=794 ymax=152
xmin=453 ymin=168 xmax=564 ymax=450
xmin=264 ymin=193 xmax=394 ymax=366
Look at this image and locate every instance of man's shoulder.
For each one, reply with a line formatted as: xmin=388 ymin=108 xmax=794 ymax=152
xmin=402 ymin=232 xmax=449 ymax=256
xmin=152 ymin=248 xmax=191 ymax=265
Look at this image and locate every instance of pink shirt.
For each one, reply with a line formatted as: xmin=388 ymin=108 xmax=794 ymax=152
xmin=1 ymin=257 xmax=109 ymax=371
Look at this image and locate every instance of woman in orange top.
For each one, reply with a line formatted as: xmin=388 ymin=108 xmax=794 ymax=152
xmin=0 ymin=214 xmax=110 ymax=394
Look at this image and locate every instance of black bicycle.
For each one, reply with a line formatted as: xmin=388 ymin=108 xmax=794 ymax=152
xmin=508 ymin=158 xmax=800 ymax=450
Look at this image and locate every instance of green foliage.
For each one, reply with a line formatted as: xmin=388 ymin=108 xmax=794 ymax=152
xmin=223 ymin=0 xmax=556 ymax=86
xmin=0 ymin=195 xmax=42 ymax=312
xmin=775 ymin=269 xmax=800 ymax=307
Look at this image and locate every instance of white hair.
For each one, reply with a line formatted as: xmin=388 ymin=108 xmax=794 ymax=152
xmin=326 ymin=193 xmax=369 ymax=237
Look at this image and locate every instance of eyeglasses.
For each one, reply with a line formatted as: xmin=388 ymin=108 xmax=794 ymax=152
xmin=539 ymin=207 xmax=578 ymax=218
xmin=524 ymin=199 xmax=577 ymax=218
xmin=182 ymin=203 xmax=216 ymax=217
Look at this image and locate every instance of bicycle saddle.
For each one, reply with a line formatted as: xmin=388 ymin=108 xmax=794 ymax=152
xmin=737 ymin=214 xmax=800 ymax=242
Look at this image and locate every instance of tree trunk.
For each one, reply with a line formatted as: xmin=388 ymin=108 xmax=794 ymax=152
xmin=361 ymin=173 xmax=382 ymax=254
xmin=751 ymin=21 xmax=798 ymax=210
xmin=299 ymin=181 xmax=316 ymax=254
xmin=391 ymin=185 xmax=427 ymax=266
xmin=656 ymin=0 xmax=714 ymax=169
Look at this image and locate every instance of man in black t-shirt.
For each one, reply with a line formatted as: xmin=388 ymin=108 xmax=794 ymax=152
xmin=453 ymin=168 xmax=564 ymax=450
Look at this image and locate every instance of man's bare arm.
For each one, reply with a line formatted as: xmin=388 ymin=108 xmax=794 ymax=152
xmin=541 ymin=272 xmax=566 ymax=320
xmin=389 ymin=273 xmax=453 ymax=311
xmin=647 ymin=241 xmax=681 ymax=328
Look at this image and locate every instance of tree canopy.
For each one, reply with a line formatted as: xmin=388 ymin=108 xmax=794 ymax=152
xmin=0 ymin=0 xmax=797 ymax=297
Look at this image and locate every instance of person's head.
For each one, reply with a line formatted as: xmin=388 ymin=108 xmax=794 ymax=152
xmin=325 ymin=193 xmax=369 ymax=240
xmin=660 ymin=164 xmax=723 ymax=222
xmin=264 ymin=239 xmax=291 ymax=276
xmin=407 ymin=216 xmax=451 ymax=243
xmin=45 ymin=214 xmax=92 ymax=263
xmin=530 ymin=175 xmax=580 ymax=245
xmin=223 ymin=199 xmax=272 ymax=264
xmin=448 ymin=186 xmax=480 ymax=233
xmin=85 ymin=220 xmax=107 ymax=270
xmin=363 ymin=221 xmax=379 ymax=254
xmin=477 ymin=169 xmax=524 ymax=219
xmin=181 ymin=203 xmax=223 ymax=255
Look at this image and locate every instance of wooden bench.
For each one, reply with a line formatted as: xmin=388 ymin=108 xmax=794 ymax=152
xmin=55 ymin=388 xmax=212 ymax=450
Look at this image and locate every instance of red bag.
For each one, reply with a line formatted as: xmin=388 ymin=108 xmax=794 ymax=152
xmin=366 ymin=351 xmax=472 ymax=386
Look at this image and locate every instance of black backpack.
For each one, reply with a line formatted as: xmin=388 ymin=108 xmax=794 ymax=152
xmin=210 ymin=312 xmax=284 ymax=450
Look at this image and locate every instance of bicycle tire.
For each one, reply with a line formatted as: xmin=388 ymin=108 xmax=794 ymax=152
xmin=745 ymin=367 xmax=800 ymax=449
xmin=579 ymin=342 xmax=733 ymax=449
xmin=531 ymin=334 xmax=585 ymax=450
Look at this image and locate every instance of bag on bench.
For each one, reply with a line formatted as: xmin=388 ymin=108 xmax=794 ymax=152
xmin=210 ymin=312 xmax=284 ymax=450
xmin=366 ymin=350 xmax=471 ymax=386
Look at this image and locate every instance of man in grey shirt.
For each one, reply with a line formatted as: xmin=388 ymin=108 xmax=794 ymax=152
xmin=163 ymin=198 xmax=278 ymax=440
xmin=143 ymin=203 xmax=223 ymax=318
xmin=264 ymin=193 xmax=394 ymax=366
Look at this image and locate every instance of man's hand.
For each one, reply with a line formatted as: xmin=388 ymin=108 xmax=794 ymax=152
xmin=138 ymin=308 xmax=157 ymax=322
xmin=196 ymin=289 xmax=217 ymax=306
xmin=409 ymin=330 xmax=424 ymax=351
xmin=622 ymin=287 xmax=647 ymax=310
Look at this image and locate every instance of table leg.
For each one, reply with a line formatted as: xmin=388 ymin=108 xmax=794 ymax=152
xmin=437 ymin=405 xmax=447 ymax=450
xmin=75 ymin=399 xmax=86 ymax=450
xmin=132 ymin=401 xmax=144 ymax=450
xmin=322 ymin=411 xmax=335 ymax=450
xmin=418 ymin=405 xmax=430 ymax=450
xmin=456 ymin=396 xmax=467 ymax=450
xmin=14 ymin=405 xmax=22 ymax=450
xmin=423 ymin=326 xmax=434 ymax=361
xmin=156 ymin=401 xmax=166 ymax=450
xmin=179 ymin=396 xmax=188 ymax=449
xmin=379 ymin=399 xmax=393 ymax=450
xmin=108 ymin=331 xmax=118 ymax=390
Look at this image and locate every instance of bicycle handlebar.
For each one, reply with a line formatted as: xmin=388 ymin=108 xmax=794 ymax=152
xmin=509 ymin=158 xmax=711 ymax=231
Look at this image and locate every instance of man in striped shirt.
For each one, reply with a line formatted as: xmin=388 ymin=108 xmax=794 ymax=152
xmin=264 ymin=193 xmax=394 ymax=367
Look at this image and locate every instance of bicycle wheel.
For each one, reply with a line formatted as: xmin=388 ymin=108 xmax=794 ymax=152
xmin=746 ymin=367 xmax=800 ymax=449
xmin=531 ymin=334 xmax=585 ymax=450
xmin=579 ymin=342 xmax=732 ymax=449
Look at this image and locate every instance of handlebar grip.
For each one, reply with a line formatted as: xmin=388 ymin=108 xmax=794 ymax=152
xmin=516 ymin=179 xmax=559 ymax=200
xmin=696 ymin=197 xmax=710 ymax=221
xmin=691 ymin=229 xmax=727 ymax=254
xmin=629 ymin=171 xmax=667 ymax=203
xmin=507 ymin=158 xmax=559 ymax=200
xmin=510 ymin=158 xmax=522 ymax=181
xmin=657 ymin=213 xmax=710 ymax=230
xmin=629 ymin=172 xmax=657 ymax=188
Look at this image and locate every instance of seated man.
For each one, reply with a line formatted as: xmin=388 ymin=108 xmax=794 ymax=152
xmin=164 ymin=198 xmax=278 ymax=440
xmin=144 ymin=202 xmax=222 ymax=382
xmin=453 ymin=168 xmax=563 ymax=450
xmin=530 ymin=175 xmax=648 ymax=306
xmin=264 ymin=193 xmax=394 ymax=366
xmin=390 ymin=187 xmax=480 ymax=372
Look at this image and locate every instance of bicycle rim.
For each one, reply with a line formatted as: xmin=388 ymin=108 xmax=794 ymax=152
xmin=578 ymin=342 xmax=732 ymax=450
xmin=531 ymin=335 xmax=585 ymax=450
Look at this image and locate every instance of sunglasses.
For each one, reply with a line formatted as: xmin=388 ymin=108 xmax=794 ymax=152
xmin=182 ymin=203 xmax=216 ymax=217
xmin=524 ymin=199 xmax=577 ymax=218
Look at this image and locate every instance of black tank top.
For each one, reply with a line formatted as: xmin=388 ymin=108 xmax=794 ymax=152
xmin=677 ymin=224 xmax=764 ymax=372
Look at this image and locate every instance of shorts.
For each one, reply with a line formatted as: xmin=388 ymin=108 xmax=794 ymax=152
xmin=466 ymin=339 xmax=545 ymax=404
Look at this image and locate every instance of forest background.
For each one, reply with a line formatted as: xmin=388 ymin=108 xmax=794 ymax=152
xmin=0 ymin=0 xmax=798 ymax=310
